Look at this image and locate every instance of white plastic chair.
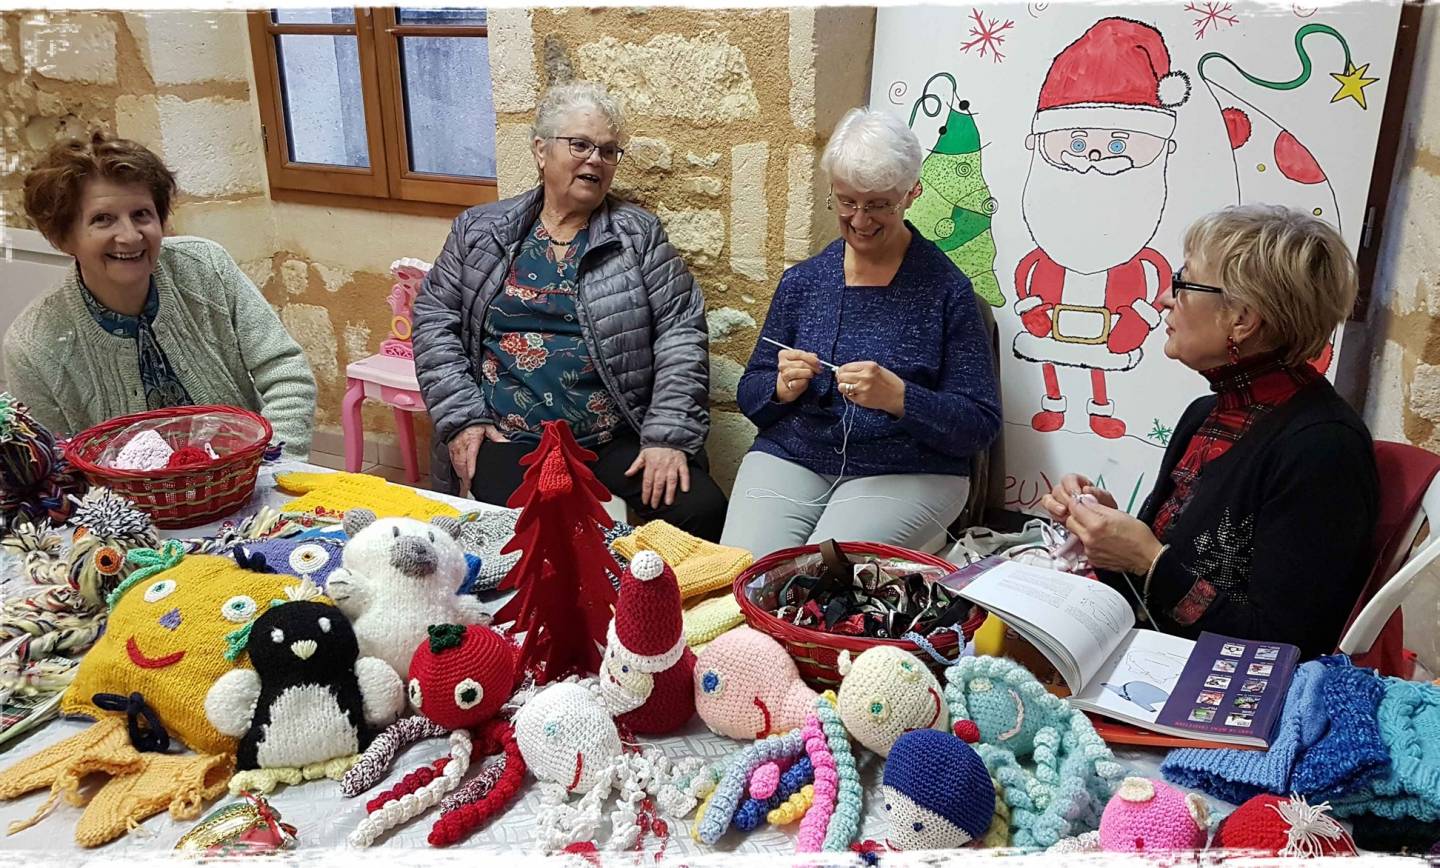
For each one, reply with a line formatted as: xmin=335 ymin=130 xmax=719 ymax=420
xmin=1339 ymin=467 xmax=1440 ymax=657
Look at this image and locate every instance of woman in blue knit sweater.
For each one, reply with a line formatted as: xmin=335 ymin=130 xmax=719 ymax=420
xmin=721 ymin=108 xmax=1003 ymax=555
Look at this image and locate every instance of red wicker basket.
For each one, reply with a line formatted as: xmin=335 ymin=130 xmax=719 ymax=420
xmin=732 ymin=541 xmax=986 ymax=689
xmin=63 ymin=405 xmax=272 ymax=529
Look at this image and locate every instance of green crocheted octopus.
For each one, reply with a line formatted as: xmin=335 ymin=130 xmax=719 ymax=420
xmin=944 ymin=656 xmax=1125 ymax=848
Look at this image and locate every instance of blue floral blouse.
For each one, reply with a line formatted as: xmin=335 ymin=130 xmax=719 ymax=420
xmin=479 ymin=221 xmax=621 ymax=446
xmin=80 ymin=275 xmax=192 ymax=411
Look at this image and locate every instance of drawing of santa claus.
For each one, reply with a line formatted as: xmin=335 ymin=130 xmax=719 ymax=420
xmin=1014 ymin=17 xmax=1190 ymax=439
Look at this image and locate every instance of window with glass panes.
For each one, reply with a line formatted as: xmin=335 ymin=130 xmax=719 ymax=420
xmin=247 ymin=8 xmax=498 ymax=212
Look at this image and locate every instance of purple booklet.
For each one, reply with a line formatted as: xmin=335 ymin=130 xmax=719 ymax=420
xmin=1150 ymin=632 xmax=1300 ymax=748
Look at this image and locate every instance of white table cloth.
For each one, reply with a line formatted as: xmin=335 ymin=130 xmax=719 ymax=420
xmin=0 ymin=462 xmax=1211 ymax=855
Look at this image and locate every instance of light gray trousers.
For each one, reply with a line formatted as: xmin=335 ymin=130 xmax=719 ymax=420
xmin=719 ymin=451 xmax=971 ymax=557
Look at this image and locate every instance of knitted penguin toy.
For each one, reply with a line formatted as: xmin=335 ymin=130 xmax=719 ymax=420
xmin=694 ymin=626 xmax=819 ymax=740
xmin=1099 ymin=777 xmax=1209 ymax=852
xmin=881 ymin=728 xmax=996 ymax=850
xmin=205 ymin=597 xmax=405 ymax=794
xmin=597 ymin=550 xmax=696 ymax=734
xmin=836 ymin=646 xmax=948 ymax=757
xmin=1212 ymin=793 xmax=1357 ymax=856
xmin=328 ymin=509 xmax=489 ymax=675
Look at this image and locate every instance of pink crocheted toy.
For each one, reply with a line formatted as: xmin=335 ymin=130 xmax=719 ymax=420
xmin=1099 ymin=777 xmax=1209 ymax=852
xmin=693 ymin=626 xmax=818 ymax=740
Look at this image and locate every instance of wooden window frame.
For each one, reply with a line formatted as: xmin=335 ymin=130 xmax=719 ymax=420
xmin=247 ymin=8 xmax=498 ymax=216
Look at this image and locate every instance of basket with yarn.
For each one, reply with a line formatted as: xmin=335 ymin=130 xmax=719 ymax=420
xmin=733 ymin=541 xmax=984 ymax=689
xmin=63 ymin=405 xmax=272 ymax=529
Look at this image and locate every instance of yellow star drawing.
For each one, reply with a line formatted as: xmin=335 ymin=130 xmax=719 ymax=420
xmin=1330 ymin=62 xmax=1380 ymax=109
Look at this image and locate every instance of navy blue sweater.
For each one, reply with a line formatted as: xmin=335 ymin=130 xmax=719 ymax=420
xmin=736 ymin=230 xmax=1002 ymax=477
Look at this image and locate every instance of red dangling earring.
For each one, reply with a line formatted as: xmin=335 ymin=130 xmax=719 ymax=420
xmin=1227 ymin=336 xmax=1241 ymax=364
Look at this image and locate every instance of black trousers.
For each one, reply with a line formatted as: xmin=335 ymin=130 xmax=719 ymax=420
xmin=431 ymin=428 xmax=728 ymax=542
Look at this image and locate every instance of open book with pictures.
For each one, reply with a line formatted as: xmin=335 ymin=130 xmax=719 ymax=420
xmin=941 ymin=558 xmax=1299 ymax=749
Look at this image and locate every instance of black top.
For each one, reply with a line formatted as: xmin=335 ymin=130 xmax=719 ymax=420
xmin=1100 ymin=377 xmax=1379 ymax=660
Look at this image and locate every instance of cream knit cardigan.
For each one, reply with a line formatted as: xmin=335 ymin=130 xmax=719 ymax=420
xmin=2 ymin=236 xmax=316 ymax=456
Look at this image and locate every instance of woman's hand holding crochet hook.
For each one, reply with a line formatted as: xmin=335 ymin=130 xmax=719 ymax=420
xmin=1041 ymin=474 xmax=1117 ymax=521
xmin=835 ymin=361 xmax=906 ymax=416
xmin=774 ymin=348 xmax=821 ymax=403
xmin=1064 ymin=496 xmax=1164 ymax=576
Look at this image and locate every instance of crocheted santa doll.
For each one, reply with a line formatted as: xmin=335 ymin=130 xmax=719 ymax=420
xmin=597 ymin=550 xmax=696 ymax=735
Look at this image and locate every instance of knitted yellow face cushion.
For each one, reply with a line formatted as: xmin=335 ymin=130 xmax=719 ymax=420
xmin=274 ymin=471 xmax=459 ymax=521
xmin=62 ymin=554 xmax=319 ymax=756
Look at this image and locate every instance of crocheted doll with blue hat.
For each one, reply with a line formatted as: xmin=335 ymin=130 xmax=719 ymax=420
xmin=943 ymin=655 xmax=1125 ymax=848
xmin=882 ymin=728 xmax=995 ymax=849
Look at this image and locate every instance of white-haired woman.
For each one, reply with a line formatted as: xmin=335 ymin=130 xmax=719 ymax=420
xmin=721 ymin=107 xmax=1002 ymax=556
xmin=414 ymin=81 xmax=727 ymax=539
xmin=1042 ymin=205 xmax=1378 ymax=660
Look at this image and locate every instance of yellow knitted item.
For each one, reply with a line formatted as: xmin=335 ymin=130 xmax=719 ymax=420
xmin=981 ymin=777 xmax=1010 ymax=848
xmin=274 ymin=471 xmax=459 ymax=521
xmin=62 ymin=554 xmax=323 ymax=756
xmin=227 ymin=754 xmax=358 ymax=795
xmin=682 ymin=594 xmax=744 ymax=649
xmin=0 ymin=716 xmax=233 ymax=847
xmin=612 ymin=521 xmax=752 ymax=600
xmin=768 ymin=783 xmax=815 ymax=826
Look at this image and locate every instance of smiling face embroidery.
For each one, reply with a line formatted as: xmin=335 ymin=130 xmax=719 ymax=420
xmin=837 ymin=647 xmax=950 ymax=756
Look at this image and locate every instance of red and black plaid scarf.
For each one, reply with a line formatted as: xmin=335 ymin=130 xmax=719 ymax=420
xmin=1152 ymin=351 xmax=1318 ymax=541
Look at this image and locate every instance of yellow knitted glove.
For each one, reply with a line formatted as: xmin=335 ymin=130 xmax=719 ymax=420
xmin=612 ymin=520 xmax=753 ymax=599
xmin=682 ymin=594 xmax=744 ymax=649
xmin=274 ymin=471 xmax=459 ymax=521
xmin=768 ymin=783 xmax=814 ymax=826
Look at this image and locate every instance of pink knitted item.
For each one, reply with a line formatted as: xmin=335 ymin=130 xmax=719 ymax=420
xmin=1099 ymin=777 xmax=1209 ymax=852
xmin=751 ymin=762 xmax=781 ymax=800
xmin=694 ymin=626 xmax=819 ymax=740
xmin=796 ymin=714 xmax=837 ymax=853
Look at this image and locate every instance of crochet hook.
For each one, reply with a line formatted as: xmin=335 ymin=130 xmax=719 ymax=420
xmin=760 ymin=337 xmax=840 ymax=372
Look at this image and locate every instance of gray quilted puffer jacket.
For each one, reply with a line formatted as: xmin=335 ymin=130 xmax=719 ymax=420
xmin=413 ymin=186 xmax=711 ymax=454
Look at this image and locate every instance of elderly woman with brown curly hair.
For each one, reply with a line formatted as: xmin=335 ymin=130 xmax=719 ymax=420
xmin=3 ymin=131 xmax=316 ymax=455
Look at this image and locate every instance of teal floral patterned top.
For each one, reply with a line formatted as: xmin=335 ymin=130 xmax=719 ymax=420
xmin=480 ymin=220 xmax=621 ymax=445
xmin=79 ymin=274 xmax=192 ymax=411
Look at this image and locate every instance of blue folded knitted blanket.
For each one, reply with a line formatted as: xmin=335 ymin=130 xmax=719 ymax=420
xmin=1161 ymin=655 xmax=1390 ymax=805
xmin=1332 ymin=678 xmax=1440 ymax=822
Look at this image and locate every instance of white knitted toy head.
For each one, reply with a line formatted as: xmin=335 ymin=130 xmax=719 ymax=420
xmin=837 ymin=646 xmax=948 ymax=757
xmin=339 ymin=512 xmax=466 ymax=588
xmin=515 ymin=682 xmax=621 ymax=794
xmin=693 ymin=626 xmax=818 ymax=740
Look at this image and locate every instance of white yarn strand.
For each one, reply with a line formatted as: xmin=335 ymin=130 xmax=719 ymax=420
xmin=1271 ymin=796 xmax=1349 ymax=858
xmin=347 ymin=729 xmax=472 ymax=848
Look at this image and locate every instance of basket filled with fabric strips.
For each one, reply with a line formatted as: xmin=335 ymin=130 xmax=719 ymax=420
xmin=63 ymin=404 xmax=272 ymax=529
xmin=733 ymin=540 xmax=985 ymax=688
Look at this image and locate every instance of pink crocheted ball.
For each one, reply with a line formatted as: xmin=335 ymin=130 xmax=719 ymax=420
xmin=693 ymin=626 xmax=818 ymax=740
xmin=1099 ymin=777 xmax=1209 ymax=852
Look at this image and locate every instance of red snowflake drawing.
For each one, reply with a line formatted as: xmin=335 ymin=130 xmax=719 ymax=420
xmin=959 ymin=8 xmax=1015 ymax=63
xmin=1187 ymin=1 xmax=1239 ymax=39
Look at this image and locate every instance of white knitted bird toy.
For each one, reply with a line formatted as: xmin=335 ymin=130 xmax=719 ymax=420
xmin=327 ymin=508 xmax=490 ymax=675
xmin=516 ymin=680 xmax=705 ymax=852
xmin=341 ymin=623 xmax=525 ymax=848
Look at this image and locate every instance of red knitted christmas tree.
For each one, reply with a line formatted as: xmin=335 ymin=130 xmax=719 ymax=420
xmin=493 ymin=420 xmax=620 ymax=684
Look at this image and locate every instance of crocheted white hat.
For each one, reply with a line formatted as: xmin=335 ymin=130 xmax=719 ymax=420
xmin=606 ymin=550 xmax=685 ymax=674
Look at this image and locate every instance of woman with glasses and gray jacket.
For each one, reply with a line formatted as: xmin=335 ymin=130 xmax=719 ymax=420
xmin=722 ymin=108 xmax=1002 ymax=556
xmin=413 ymin=81 xmax=727 ymax=540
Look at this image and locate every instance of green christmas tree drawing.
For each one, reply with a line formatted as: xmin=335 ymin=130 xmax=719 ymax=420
xmin=906 ymin=73 xmax=1003 ymax=307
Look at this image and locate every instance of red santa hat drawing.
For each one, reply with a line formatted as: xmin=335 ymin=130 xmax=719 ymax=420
xmin=1031 ymin=17 xmax=1191 ymax=140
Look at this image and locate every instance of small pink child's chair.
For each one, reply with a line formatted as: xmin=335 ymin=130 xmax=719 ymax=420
xmin=340 ymin=259 xmax=430 ymax=483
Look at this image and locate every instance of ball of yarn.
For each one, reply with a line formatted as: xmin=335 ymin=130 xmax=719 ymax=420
xmin=0 ymin=392 xmax=83 ymax=525
xmin=166 ymin=445 xmax=211 ymax=469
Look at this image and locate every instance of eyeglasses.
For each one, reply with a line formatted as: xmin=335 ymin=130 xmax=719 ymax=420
xmin=826 ymin=191 xmax=904 ymax=218
xmin=1172 ymin=267 xmax=1225 ymax=299
xmin=550 ymin=136 xmax=624 ymax=166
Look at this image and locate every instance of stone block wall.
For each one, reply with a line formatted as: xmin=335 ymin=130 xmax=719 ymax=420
xmin=1 ymin=6 xmax=875 ymax=492
xmin=1362 ymin=2 xmax=1440 ymax=674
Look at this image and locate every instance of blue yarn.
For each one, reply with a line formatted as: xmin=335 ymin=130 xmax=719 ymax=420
xmin=1162 ymin=660 xmax=1328 ymax=804
xmin=901 ymin=626 xmax=970 ymax=667
xmin=733 ymin=754 xmax=817 ymax=829
xmin=883 ymin=729 xmax=994 ymax=842
xmin=697 ymin=729 xmax=806 ymax=845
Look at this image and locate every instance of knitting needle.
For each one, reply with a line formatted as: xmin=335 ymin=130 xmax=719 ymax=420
xmin=761 ymin=337 xmax=840 ymax=372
